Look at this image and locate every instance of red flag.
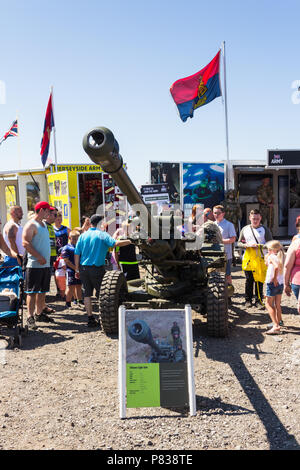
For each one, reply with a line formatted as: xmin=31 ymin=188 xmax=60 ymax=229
xmin=40 ymin=93 xmax=54 ymax=166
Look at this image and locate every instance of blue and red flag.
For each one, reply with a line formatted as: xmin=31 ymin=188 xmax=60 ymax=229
xmin=40 ymin=93 xmax=55 ymax=166
xmin=170 ymin=50 xmax=221 ymax=122
xmin=0 ymin=119 xmax=18 ymax=145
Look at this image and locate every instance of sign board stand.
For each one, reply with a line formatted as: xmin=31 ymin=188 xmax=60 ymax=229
xmin=119 ymin=305 xmax=196 ymax=419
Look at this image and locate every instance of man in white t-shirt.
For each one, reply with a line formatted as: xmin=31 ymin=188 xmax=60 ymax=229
xmin=213 ymin=205 xmax=236 ymax=286
xmin=237 ymin=209 xmax=273 ymax=308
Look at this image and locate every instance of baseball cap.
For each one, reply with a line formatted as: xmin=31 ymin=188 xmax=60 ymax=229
xmin=34 ymin=201 xmax=51 ymax=212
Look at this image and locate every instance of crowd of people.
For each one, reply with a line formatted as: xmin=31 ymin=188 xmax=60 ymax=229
xmin=193 ymin=204 xmax=300 ymax=335
xmin=0 ymin=198 xmax=300 ymax=336
xmin=0 ymin=202 xmax=131 ymax=330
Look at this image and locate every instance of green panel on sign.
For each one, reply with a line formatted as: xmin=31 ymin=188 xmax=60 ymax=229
xmin=126 ymin=363 xmax=160 ymax=408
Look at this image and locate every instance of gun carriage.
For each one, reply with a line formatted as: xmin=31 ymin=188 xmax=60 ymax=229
xmin=82 ymin=127 xmax=228 ymax=337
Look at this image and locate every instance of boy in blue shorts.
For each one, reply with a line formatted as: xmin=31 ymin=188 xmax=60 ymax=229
xmin=61 ymin=230 xmax=83 ymax=308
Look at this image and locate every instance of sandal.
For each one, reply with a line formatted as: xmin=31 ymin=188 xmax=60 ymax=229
xmin=266 ymin=326 xmax=281 ymax=335
xmin=42 ymin=306 xmax=55 ymax=314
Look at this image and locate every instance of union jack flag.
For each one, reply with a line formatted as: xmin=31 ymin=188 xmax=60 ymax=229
xmin=0 ymin=120 xmax=18 ymax=145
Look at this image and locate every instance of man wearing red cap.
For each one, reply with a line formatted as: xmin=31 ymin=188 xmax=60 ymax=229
xmin=22 ymin=201 xmax=52 ymax=329
xmin=39 ymin=206 xmax=58 ymax=315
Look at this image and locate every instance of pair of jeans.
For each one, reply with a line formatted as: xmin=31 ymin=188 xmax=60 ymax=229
xmin=244 ymin=270 xmax=264 ymax=302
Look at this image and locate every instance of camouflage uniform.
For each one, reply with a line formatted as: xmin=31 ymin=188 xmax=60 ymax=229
xmin=256 ymin=180 xmax=274 ymax=228
xmin=203 ymin=221 xmax=223 ymax=244
xmin=221 ymin=189 xmax=242 ymax=234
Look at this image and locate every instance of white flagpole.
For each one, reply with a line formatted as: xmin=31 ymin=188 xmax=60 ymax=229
xmin=16 ymin=111 xmax=21 ymax=170
xmin=50 ymin=85 xmax=58 ymax=171
xmin=221 ymin=41 xmax=230 ymax=190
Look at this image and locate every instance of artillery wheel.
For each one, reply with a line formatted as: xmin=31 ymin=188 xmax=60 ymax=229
xmin=206 ymin=271 xmax=228 ymax=337
xmin=99 ymin=270 xmax=127 ymax=335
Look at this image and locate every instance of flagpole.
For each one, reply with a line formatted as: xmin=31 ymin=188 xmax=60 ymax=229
xmin=16 ymin=111 xmax=21 ymax=170
xmin=50 ymin=85 xmax=58 ymax=171
xmin=221 ymin=41 xmax=230 ymax=190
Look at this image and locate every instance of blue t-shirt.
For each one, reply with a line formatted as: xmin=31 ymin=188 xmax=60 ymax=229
xmin=61 ymin=243 xmax=76 ymax=272
xmin=74 ymin=228 xmax=116 ymax=267
xmin=54 ymin=225 xmax=69 ymax=251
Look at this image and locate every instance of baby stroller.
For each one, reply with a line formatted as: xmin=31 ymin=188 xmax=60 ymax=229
xmin=0 ymin=261 xmax=27 ymax=348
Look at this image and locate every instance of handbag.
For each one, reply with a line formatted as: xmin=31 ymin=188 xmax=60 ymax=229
xmin=243 ymin=226 xmax=267 ymax=284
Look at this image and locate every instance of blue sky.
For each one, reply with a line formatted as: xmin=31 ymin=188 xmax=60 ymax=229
xmin=1 ymin=0 xmax=300 ymax=187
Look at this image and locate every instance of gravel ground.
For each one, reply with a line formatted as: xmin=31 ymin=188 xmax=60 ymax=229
xmin=0 ymin=266 xmax=299 ymax=451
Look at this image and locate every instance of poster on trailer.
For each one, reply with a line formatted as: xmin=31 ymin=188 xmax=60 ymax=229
xmin=182 ymin=163 xmax=225 ymax=211
xmin=150 ymin=162 xmax=180 ymax=205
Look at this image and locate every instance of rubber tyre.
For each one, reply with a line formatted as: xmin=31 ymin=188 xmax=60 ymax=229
xmin=99 ymin=270 xmax=127 ymax=335
xmin=206 ymin=271 xmax=228 ymax=338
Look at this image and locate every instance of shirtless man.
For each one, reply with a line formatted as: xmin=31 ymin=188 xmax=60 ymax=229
xmin=3 ymin=205 xmax=24 ymax=266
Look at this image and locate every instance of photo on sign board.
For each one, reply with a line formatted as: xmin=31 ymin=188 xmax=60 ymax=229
xmin=150 ymin=162 xmax=180 ymax=205
xmin=61 ymin=180 xmax=67 ymax=196
xmin=54 ymin=180 xmax=60 ymax=196
xmin=55 ymin=200 xmax=62 ymax=212
xmin=125 ymin=310 xmax=186 ymax=364
xmin=182 ymin=163 xmax=224 ymax=209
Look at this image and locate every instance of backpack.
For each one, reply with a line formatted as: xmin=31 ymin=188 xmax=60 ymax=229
xmin=242 ymin=246 xmax=267 ymax=284
xmin=53 ymin=255 xmax=62 ymax=271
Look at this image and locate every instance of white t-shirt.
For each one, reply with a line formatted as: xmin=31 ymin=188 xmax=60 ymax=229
xmin=265 ymin=254 xmax=284 ymax=284
xmin=238 ymin=224 xmax=273 ymax=259
xmin=55 ymin=258 xmax=66 ymax=277
xmin=214 ymin=218 xmax=236 ymax=260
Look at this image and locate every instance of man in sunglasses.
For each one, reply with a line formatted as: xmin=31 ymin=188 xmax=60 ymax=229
xmin=213 ymin=205 xmax=237 ymax=286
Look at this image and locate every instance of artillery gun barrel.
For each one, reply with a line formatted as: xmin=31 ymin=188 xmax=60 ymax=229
xmin=82 ymin=127 xmax=155 ymax=232
xmin=128 ymin=319 xmax=162 ymax=355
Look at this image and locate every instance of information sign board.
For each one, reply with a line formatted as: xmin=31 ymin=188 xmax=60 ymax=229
xmin=119 ymin=306 xmax=196 ymax=418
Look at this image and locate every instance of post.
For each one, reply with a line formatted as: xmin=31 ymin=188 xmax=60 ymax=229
xmin=119 ymin=305 xmax=126 ymax=419
xmin=50 ymin=86 xmax=58 ymax=171
xmin=185 ymin=304 xmax=196 ymax=416
xmin=16 ymin=112 xmax=21 ymax=170
xmin=222 ymin=41 xmax=230 ymax=190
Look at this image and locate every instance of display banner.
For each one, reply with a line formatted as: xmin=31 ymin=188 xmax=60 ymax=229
xmin=267 ymin=149 xmax=300 ymax=168
xmin=119 ymin=306 xmax=196 ymax=418
xmin=140 ymin=183 xmax=170 ymax=205
xmin=47 ymin=171 xmax=70 ymax=228
xmin=182 ymin=162 xmax=225 ymax=212
xmin=150 ymin=162 xmax=180 ymax=205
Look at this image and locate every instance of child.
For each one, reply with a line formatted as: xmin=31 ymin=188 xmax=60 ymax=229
xmin=264 ymin=240 xmax=285 ymax=335
xmin=54 ymin=254 xmax=66 ymax=299
xmin=61 ymin=230 xmax=83 ymax=308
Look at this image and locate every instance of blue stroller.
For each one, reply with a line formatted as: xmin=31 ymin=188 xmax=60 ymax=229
xmin=0 ymin=262 xmax=27 ymax=348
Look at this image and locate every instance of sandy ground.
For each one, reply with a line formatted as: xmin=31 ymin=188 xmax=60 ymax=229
xmin=0 ymin=266 xmax=299 ymax=451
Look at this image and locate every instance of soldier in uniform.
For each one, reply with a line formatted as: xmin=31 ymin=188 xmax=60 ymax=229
xmin=256 ymin=177 xmax=274 ymax=229
xmin=203 ymin=208 xmax=223 ymax=244
xmin=221 ymin=189 xmax=242 ymax=234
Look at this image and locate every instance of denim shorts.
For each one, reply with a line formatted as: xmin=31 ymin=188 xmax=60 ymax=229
xmin=291 ymin=283 xmax=300 ymax=300
xmin=266 ymin=282 xmax=283 ymax=297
